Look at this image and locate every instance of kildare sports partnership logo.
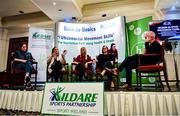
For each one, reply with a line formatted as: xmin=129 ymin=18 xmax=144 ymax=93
xmin=50 ymin=86 xmax=65 ymax=101
xmin=49 ymin=86 xmax=98 ymax=107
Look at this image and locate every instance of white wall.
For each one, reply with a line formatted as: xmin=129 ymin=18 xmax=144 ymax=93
xmin=0 ymin=29 xmax=9 ymax=71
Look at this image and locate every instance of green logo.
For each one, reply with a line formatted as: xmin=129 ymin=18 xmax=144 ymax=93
xmin=32 ymin=32 xmax=51 ymax=40
xmin=50 ymin=86 xmax=98 ymax=102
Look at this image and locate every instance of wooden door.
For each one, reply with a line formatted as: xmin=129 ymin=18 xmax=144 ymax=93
xmin=6 ymin=37 xmax=28 ymax=74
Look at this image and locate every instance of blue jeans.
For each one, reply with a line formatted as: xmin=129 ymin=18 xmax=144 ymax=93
xmin=15 ymin=60 xmax=33 ymax=74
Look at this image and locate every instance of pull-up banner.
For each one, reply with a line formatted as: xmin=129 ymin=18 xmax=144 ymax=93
xmin=56 ymin=16 xmax=126 ymax=63
xmin=29 ymin=27 xmax=54 ymax=82
xmin=126 ymin=16 xmax=153 ymax=84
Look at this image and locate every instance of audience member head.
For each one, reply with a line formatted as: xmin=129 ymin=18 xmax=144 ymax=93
xmin=144 ymin=31 xmax=156 ymax=43
xmin=19 ymin=43 xmax=27 ymax=52
xmin=102 ymin=45 xmax=109 ymax=54
xmin=51 ymin=47 xmax=59 ymax=56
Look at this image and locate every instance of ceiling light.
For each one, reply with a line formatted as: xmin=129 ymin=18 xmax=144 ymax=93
xmin=102 ymin=14 xmax=107 ymax=17
xmin=72 ymin=17 xmax=77 ymax=20
xmin=53 ymin=2 xmax=56 ymax=6
xmin=18 ymin=11 xmax=24 ymax=14
xmin=175 ymin=0 xmax=178 ymax=4
xmin=169 ymin=6 xmax=177 ymax=11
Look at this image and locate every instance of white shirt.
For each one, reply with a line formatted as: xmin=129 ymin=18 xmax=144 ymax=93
xmin=47 ymin=55 xmax=65 ymax=73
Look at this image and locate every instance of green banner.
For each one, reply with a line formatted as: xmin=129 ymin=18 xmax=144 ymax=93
xmin=126 ymin=17 xmax=156 ymax=84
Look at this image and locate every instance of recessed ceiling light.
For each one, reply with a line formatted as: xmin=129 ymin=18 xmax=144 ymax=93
xmin=53 ymin=2 xmax=56 ymax=6
xmin=102 ymin=14 xmax=106 ymax=17
xmin=18 ymin=11 xmax=24 ymax=14
xmin=72 ymin=17 xmax=77 ymax=20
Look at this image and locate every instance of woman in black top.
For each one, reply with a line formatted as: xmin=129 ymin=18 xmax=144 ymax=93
xmin=97 ymin=45 xmax=115 ymax=88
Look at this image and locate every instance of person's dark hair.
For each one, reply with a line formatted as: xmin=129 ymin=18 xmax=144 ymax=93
xmin=51 ymin=47 xmax=56 ymax=54
xmin=110 ymin=43 xmax=115 ymax=51
xmin=18 ymin=43 xmax=26 ymax=48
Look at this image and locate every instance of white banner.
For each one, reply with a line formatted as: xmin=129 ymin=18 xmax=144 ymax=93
xmin=28 ymin=27 xmax=54 ymax=82
xmin=56 ymin=16 xmax=126 ymax=63
xmin=41 ymin=83 xmax=104 ymax=115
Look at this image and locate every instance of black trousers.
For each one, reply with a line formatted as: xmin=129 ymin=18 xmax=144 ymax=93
xmin=118 ymin=54 xmax=138 ymax=85
xmin=118 ymin=54 xmax=159 ymax=85
xmin=51 ymin=61 xmax=63 ymax=82
xmin=103 ymin=61 xmax=114 ymax=82
xmin=75 ymin=63 xmax=85 ymax=81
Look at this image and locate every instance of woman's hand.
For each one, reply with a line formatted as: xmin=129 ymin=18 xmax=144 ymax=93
xmin=73 ymin=61 xmax=79 ymax=65
xmin=62 ymin=50 xmax=67 ymax=56
xmin=21 ymin=59 xmax=27 ymax=63
xmin=85 ymin=62 xmax=88 ymax=68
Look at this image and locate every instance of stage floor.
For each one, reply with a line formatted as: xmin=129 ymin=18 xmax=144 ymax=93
xmin=0 ymin=88 xmax=180 ymax=115
xmin=105 ymin=85 xmax=180 ymax=92
xmin=1 ymin=84 xmax=180 ymax=92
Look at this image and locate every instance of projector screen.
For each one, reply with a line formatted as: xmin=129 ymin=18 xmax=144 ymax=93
xmin=56 ymin=16 xmax=126 ymax=63
xmin=149 ymin=20 xmax=180 ymax=41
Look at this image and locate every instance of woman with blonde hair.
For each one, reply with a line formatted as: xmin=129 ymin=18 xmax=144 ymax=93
xmin=73 ymin=47 xmax=93 ymax=81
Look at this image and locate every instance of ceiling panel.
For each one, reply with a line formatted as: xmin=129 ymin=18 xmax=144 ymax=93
xmin=81 ymin=0 xmax=116 ymax=5
xmin=82 ymin=0 xmax=154 ymax=22
xmin=0 ymin=0 xmax=40 ymax=17
xmin=0 ymin=0 xmax=178 ymax=27
xmin=31 ymin=0 xmax=82 ymax=22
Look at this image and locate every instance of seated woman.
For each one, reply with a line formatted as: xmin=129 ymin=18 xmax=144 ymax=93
xmin=47 ymin=47 xmax=67 ymax=82
xmin=73 ymin=47 xmax=93 ymax=81
xmin=109 ymin=43 xmax=118 ymax=63
xmin=14 ymin=43 xmax=35 ymax=89
xmin=97 ymin=45 xmax=116 ymax=88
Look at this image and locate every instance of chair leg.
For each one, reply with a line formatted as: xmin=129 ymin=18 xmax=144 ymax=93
xmin=70 ymin=74 xmax=72 ymax=82
xmin=66 ymin=74 xmax=69 ymax=82
xmin=136 ymin=70 xmax=139 ymax=89
xmin=158 ymin=72 xmax=164 ymax=90
xmin=139 ymin=72 xmax=142 ymax=90
xmin=164 ymin=70 xmax=171 ymax=91
xmin=116 ymin=75 xmax=119 ymax=87
xmin=35 ymin=73 xmax=37 ymax=89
